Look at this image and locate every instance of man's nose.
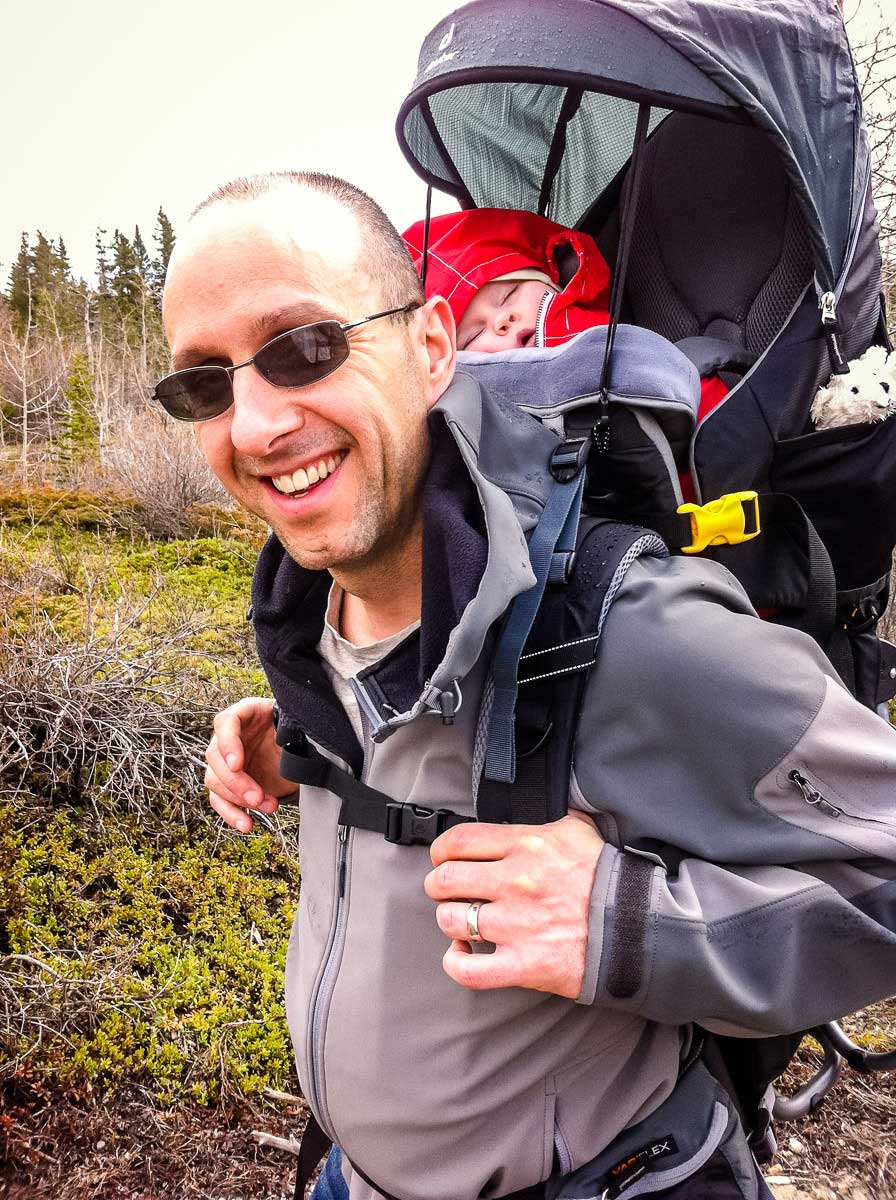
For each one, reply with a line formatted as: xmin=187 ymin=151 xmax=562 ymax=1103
xmin=227 ymin=367 xmax=305 ymax=457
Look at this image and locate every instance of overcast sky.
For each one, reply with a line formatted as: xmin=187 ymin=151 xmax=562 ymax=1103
xmin=2 ymin=0 xmax=885 ymax=285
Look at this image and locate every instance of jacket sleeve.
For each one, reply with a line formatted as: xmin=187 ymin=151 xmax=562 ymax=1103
xmin=572 ymin=553 xmax=896 ymax=1034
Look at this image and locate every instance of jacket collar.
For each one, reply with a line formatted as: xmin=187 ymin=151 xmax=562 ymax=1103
xmin=251 ymin=371 xmax=555 ymax=770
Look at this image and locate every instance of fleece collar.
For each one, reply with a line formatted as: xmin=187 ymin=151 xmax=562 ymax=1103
xmin=251 ymin=372 xmax=554 ymax=772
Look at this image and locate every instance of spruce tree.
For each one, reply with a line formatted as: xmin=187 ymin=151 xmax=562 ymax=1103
xmin=133 ymin=225 xmax=150 ymax=282
xmin=151 ymin=208 xmax=176 ymax=303
xmin=109 ymin=229 xmax=143 ymax=315
xmin=95 ymin=229 xmax=110 ymax=296
xmin=7 ymin=233 xmax=33 ymax=330
xmin=56 ymin=352 xmax=99 ymax=466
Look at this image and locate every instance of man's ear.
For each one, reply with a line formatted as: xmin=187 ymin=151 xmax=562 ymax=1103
xmin=418 ymin=296 xmax=456 ymax=408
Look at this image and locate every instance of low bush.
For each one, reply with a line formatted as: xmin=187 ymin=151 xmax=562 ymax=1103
xmin=0 ymin=496 xmax=293 ymax=1107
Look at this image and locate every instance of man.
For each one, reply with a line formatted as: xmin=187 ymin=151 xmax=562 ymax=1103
xmin=159 ymin=171 xmax=896 ymax=1200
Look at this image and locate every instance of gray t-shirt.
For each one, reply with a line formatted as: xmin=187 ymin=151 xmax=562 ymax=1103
xmin=317 ymin=583 xmax=420 ymax=743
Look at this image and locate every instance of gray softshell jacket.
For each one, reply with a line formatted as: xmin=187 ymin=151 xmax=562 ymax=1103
xmin=251 ymin=373 xmax=896 ymax=1200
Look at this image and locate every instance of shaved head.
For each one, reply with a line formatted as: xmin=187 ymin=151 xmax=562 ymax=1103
xmin=186 ymin=170 xmax=424 ymax=314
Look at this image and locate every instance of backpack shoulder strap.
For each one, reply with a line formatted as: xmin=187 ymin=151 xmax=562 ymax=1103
xmin=476 ymin=517 xmax=667 ymax=826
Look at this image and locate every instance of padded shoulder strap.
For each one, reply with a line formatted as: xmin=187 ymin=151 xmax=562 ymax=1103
xmin=477 ymin=519 xmax=667 ymax=826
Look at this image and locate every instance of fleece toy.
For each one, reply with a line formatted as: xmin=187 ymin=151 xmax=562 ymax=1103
xmin=811 ymin=344 xmax=896 ymax=430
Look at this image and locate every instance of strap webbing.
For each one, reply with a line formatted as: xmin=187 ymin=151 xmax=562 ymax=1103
xmin=594 ymin=103 xmax=652 ymax=451
xmin=292 ymin=1113 xmax=332 ymax=1200
xmin=483 ymin=469 xmax=585 ymax=784
xmin=279 ymin=742 xmax=472 ymax=846
xmin=420 ymin=184 xmax=433 ymax=291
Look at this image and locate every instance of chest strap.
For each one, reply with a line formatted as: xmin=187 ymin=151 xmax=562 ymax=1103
xmin=279 ymin=737 xmax=473 ymax=846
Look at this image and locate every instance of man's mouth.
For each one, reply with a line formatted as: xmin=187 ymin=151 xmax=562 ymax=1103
xmin=521 ymin=329 xmax=536 ymax=348
xmin=270 ymin=450 xmax=347 ymax=497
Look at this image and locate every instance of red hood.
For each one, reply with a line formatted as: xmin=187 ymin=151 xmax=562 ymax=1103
xmin=402 ymin=208 xmax=611 ymax=347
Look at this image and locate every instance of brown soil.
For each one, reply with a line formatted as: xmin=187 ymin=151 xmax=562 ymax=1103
xmin=2 ymin=1006 xmax=894 ymax=1200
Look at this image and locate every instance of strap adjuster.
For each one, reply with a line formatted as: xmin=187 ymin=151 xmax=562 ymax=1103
xmin=678 ymin=491 xmax=761 ymax=555
xmin=384 ymin=802 xmax=469 ymax=846
xmin=549 ymin=437 xmax=590 ymax=483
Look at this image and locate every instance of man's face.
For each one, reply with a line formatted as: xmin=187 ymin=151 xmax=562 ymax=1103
xmin=163 ymin=191 xmax=438 ymax=574
xmin=456 ymin=278 xmax=551 ymax=352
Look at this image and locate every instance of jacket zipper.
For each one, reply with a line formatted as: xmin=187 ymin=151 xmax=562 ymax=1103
xmin=534 ymin=290 xmax=553 ymax=347
xmin=815 ymin=159 xmax=872 ymax=375
xmin=306 ymin=723 xmax=370 ymax=1138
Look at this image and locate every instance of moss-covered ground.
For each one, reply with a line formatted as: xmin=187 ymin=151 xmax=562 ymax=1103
xmin=0 ymin=486 xmax=296 ymax=1113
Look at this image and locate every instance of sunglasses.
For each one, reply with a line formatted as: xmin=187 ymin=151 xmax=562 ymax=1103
xmin=152 ymin=301 xmax=421 ymax=422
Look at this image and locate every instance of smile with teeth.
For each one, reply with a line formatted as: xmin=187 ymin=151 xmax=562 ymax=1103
xmin=271 ymin=451 xmax=346 ymax=496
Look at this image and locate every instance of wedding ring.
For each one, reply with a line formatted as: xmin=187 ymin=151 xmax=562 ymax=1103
xmin=465 ymin=900 xmax=487 ymax=942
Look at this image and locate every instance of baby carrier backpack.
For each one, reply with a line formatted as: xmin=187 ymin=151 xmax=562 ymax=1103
xmin=390 ymin=0 xmax=896 ymax=1164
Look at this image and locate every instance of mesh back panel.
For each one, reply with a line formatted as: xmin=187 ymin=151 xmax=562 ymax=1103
xmin=429 ymin=83 xmax=566 ymax=211
xmin=549 ymin=96 xmax=668 ymax=225
xmin=403 ymin=107 xmax=460 ymax=190
xmin=626 ymin=114 xmax=813 ymax=357
xmin=422 ymin=83 xmax=667 ymax=225
xmin=745 ymin=190 xmax=815 ymax=354
xmin=627 ymin=198 xmax=702 ymax=343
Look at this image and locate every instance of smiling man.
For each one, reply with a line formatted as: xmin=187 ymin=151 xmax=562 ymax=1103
xmin=158 ymin=172 xmax=896 ymax=1200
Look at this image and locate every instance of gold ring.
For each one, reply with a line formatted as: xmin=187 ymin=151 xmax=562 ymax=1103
xmin=465 ymin=900 xmax=487 ymax=942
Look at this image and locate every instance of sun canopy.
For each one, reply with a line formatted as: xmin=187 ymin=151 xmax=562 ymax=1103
xmin=396 ymin=0 xmax=868 ymax=289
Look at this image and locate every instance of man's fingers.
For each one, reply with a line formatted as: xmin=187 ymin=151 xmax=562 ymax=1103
xmin=212 ymin=709 xmax=247 ymax=771
xmin=442 ymin=940 xmax=521 ymax=991
xmin=205 ymin=737 xmax=266 ymax=807
xmin=424 ymin=859 xmax=503 ymax=903
xmin=430 ymin=821 xmax=539 ymax=867
xmin=210 ymin=790 xmax=257 ymax=834
xmin=436 ymin=900 xmax=502 ymax=944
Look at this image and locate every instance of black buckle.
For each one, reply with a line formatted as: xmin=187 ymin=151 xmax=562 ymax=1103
xmin=550 ymin=437 xmax=590 ymax=483
xmin=384 ymin=802 xmax=468 ymax=846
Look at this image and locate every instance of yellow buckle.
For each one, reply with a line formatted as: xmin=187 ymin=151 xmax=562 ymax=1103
xmin=678 ymin=491 xmax=761 ymax=555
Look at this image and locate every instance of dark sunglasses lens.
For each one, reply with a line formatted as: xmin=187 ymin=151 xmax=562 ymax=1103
xmin=256 ymin=321 xmax=349 ymax=387
xmin=153 ymin=367 xmax=232 ymax=421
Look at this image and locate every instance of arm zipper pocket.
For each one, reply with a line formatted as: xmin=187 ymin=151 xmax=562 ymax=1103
xmin=788 ymin=769 xmax=843 ymax=819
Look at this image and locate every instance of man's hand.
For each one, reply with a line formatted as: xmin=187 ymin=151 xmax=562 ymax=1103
xmin=204 ymin=698 xmax=296 ymax=833
xmin=424 ymin=811 xmax=604 ymax=999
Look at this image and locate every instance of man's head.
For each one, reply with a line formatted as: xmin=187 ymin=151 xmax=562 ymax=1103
xmin=162 ymin=172 xmax=455 ymax=578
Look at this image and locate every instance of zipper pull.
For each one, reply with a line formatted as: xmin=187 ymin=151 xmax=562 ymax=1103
xmin=819 ymin=291 xmax=850 ymax=376
xmin=788 ymin=769 xmax=843 ymax=818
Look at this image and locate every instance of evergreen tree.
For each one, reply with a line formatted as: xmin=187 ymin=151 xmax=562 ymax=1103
xmin=109 ymin=229 xmax=143 ymax=314
xmin=150 ymin=207 xmax=176 ymax=303
xmin=133 ymin=225 xmax=150 ymax=282
xmin=96 ymin=229 xmax=110 ymax=296
xmin=55 ymin=352 xmax=99 ymax=466
xmin=7 ymin=233 xmax=33 ymax=330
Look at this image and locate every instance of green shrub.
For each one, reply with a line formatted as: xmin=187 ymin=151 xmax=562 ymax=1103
xmin=0 ymin=801 xmax=298 ymax=1104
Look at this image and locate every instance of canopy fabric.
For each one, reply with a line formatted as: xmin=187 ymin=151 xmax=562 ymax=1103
xmin=397 ymin=0 xmax=868 ymax=288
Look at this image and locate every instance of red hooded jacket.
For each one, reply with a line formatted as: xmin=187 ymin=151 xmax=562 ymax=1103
xmin=402 ymin=209 xmax=612 ymax=348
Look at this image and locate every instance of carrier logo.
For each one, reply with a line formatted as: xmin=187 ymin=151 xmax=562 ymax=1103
xmin=424 ymin=22 xmax=459 ymax=73
xmin=606 ymin=1135 xmax=679 ymax=1197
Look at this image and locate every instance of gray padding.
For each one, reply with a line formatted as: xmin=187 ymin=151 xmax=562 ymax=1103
xmin=458 ymin=324 xmax=699 ymax=457
xmin=626 ymin=114 xmax=814 ymax=356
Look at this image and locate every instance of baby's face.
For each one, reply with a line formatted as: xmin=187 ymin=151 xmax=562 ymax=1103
xmin=456 ymin=279 xmax=550 ymax=352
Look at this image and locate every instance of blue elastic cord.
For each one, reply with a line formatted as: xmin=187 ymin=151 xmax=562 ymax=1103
xmin=483 ymin=470 xmax=585 ymax=784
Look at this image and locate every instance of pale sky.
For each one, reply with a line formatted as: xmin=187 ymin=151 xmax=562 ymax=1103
xmin=2 ymin=0 xmax=885 ymax=285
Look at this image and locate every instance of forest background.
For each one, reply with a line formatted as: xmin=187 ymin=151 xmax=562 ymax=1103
xmin=1 ymin=5 xmax=896 ymax=1199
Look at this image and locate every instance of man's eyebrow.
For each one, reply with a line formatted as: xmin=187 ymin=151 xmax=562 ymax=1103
xmin=250 ymin=303 xmax=342 ymax=339
xmin=169 ymin=302 xmax=345 ymax=371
